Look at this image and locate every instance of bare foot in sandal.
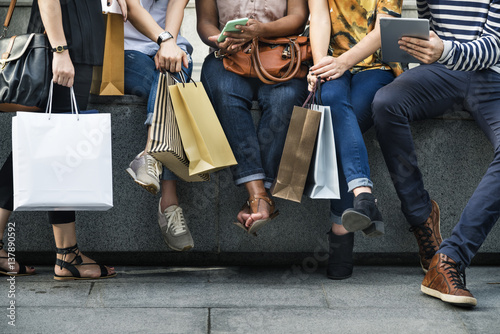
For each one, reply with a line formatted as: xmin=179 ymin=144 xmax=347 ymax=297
xmin=0 ymin=242 xmax=35 ymax=276
xmin=53 ymin=244 xmax=116 ymax=280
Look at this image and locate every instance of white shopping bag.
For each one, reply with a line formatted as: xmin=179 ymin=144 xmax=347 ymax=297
xmin=101 ymin=0 xmax=123 ymax=14
xmin=304 ymin=104 xmax=340 ymax=199
xmin=12 ymin=85 xmax=113 ymax=211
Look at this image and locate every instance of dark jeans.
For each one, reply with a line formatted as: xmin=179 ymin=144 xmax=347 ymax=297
xmin=320 ymin=69 xmax=395 ymax=223
xmin=372 ymin=63 xmax=500 ymax=268
xmin=201 ymin=54 xmax=308 ymax=188
xmin=0 ymin=64 xmax=93 ymax=224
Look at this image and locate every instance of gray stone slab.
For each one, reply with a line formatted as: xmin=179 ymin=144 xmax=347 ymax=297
xmin=0 ymin=307 xmax=208 ymax=334
xmin=0 ymin=281 xmax=91 ymax=307
xmin=88 ymin=282 xmax=327 ymax=308
xmin=210 ymin=307 xmax=467 ymax=334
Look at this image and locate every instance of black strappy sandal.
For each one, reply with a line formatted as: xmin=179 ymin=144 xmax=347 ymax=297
xmin=0 ymin=240 xmax=35 ymax=276
xmin=54 ymin=244 xmax=116 ymax=281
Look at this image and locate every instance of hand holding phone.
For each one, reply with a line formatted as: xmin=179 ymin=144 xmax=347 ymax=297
xmin=217 ymin=18 xmax=249 ymax=43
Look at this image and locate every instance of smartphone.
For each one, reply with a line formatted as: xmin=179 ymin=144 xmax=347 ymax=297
xmin=217 ymin=18 xmax=249 ymax=42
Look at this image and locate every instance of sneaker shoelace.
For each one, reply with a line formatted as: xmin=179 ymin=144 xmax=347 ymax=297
xmin=165 ymin=207 xmax=187 ymax=236
xmin=409 ymin=225 xmax=437 ymax=260
xmin=145 ymin=155 xmax=162 ymax=180
xmin=443 ymin=259 xmax=470 ymax=291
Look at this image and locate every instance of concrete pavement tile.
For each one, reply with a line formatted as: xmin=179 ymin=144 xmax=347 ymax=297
xmin=210 ymin=307 xmax=468 ymax=334
xmin=0 ymin=281 xmax=91 ymax=307
xmin=207 ymin=266 xmax=327 ymax=285
xmin=112 ymin=266 xmax=211 ymax=283
xmin=456 ymin=308 xmax=500 ymax=334
xmin=0 ymin=307 xmax=208 ymax=334
xmin=90 ymin=282 xmax=327 ymax=308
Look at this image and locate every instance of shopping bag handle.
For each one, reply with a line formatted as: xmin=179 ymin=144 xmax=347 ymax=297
xmin=44 ymin=80 xmax=81 ymax=120
xmin=168 ymin=68 xmax=197 ymax=87
xmin=302 ymin=77 xmax=321 ymax=108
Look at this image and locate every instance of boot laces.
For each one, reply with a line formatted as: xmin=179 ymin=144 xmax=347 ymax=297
xmin=409 ymin=225 xmax=436 ymax=259
xmin=443 ymin=259 xmax=470 ymax=291
xmin=165 ymin=207 xmax=187 ymax=236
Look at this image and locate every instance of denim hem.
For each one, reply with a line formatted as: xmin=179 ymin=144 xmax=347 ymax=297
xmin=235 ymin=173 xmax=266 ymax=186
xmin=330 ymin=212 xmax=342 ymax=225
xmin=161 ymin=166 xmax=179 ymax=181
xmin=347 ymin=177 xmax=373 ymax=193
xmin=144 ymin=113 xmax=154 ymax=126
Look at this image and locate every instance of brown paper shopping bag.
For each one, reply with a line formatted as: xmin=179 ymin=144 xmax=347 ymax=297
xmin=168 ymin=80 xmax=237 ymax=176
xmin=91 ymin=13 xmax=124 ymax=96
xmin=271 ymin=105 xmax=322 ymax=202
xmin=146 ymin=73 xmax=209 ymax=182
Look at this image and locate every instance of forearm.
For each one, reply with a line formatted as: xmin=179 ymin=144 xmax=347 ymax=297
xmin=126 ymin=0 xmax=164 ymax=42
xmin=165 ymin=0 xmax=189 ymax=42
xmin=259 ymin=0 xmax=308 ymax=38
xmin=37 ymin=0 xmax=67 ymax=48
xmin=308 ymin=0 xmax=331 ymax=63
xmin=196 ymin=0 xmax=220 ymax=48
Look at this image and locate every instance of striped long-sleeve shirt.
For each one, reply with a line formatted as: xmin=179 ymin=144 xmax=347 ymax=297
xmin=417 ymin=0 xmax=500 ymax=72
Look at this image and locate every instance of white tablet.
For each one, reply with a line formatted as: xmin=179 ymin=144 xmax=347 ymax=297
xmin=380 ymin=17 xmax=429 ymax=63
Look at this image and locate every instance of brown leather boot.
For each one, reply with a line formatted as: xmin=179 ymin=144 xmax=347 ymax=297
xmin=410 ymin=200 xmax=442 ymax=273
xmin=421 ymin=253 xmax=477 ymax=307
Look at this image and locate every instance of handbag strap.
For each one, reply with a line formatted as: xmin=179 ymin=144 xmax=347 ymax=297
xmin=2 ymin=0 xmax=17 ymax=38
xmin=251 ymin=37 xmax=302 ymax=84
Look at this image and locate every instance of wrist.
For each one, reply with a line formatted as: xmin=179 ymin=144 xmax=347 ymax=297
xmin=51 ymin=45 xmax=68 ymax=53
xmin=157 ymin=31 xmax=173 ymax=46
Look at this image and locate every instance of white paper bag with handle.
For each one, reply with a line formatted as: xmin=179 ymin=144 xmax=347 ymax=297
xmin=12 ymin=83 xmax=113 ymax=211
xmin=304 ymin=104 xmax=340 ymax=199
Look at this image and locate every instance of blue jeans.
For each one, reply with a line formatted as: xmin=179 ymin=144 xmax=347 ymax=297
xmin=372 ymin=63 xmax=500 ymax=268
xmin=124 ymin=50 xmax=193 ymax=181
xmin=200 ymin=54 xmax=308 ymax=188
xmin=320 ymin=69 xmax=395 ymax=224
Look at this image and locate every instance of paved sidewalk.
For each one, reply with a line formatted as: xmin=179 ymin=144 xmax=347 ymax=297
xmin=0 ymin=265 xmax=499 ymax=333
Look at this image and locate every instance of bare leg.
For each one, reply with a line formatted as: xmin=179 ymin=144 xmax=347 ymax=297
xmin=353 ymin=186 xmax=372 ymax=196
xmin=0 ymin=208 xmax=36 ymax=274
xmin=160 ymin=180 xmax=179 ymax=212
xmin=52 ymin=222 xmax=115 ymax=278
xmin=332 ymin=222 xmax=349 ymax=235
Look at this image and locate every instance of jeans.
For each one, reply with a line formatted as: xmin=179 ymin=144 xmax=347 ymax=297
xmin=320 ymin=69 xmax=395 ymax=224
xmin=372 ymin=63 xmax=500 ymax=268
xmin=200 ymin=53 xmax=308 ymax=188
xmin=124 ymin=50 xmax=193 ymax=181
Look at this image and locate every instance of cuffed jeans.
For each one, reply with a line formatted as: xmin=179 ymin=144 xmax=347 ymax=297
xmin=200 ymin=54 xmax=308 ymax=188
xmin=320 ymin=69 xmax=395 ymax=224
xmin=124 ymin=50 xmax=193 ymax=181
xmin=372 ymin=63 xmax=500 ymax=268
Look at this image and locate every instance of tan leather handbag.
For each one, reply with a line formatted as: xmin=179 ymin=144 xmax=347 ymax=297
xmin=223 ymin=36 xmax=312 ymax=84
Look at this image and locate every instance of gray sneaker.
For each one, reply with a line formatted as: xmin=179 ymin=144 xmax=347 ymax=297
xmin=158 ymin=201 xmax=194 ymax=251
xmin=126 ymin=152 xmax=162 ymax=195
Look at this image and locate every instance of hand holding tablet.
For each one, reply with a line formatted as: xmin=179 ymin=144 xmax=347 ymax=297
xmin=380 ymin=17 xmax=429 ymax=63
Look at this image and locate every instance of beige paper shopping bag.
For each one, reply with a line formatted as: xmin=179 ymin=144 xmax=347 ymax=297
xmin=271 ymin=105 xmax=321 ymax=203
xmin=146 ymin=73 xmax=209 ymax=182
xmin=168 ymin=81 xmax=237 ymax=176
xmin=91 ymin=13 xmax=124 ymax=96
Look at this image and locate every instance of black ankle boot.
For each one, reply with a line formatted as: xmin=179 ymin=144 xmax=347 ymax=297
xmin=326 ymin=230 xmax=354 ymax=280
xmin=341 ymin=193 xmax=384 ymax=237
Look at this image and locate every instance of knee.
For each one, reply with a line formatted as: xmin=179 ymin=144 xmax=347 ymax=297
xmin=372 ymin=85 xmax=404 ymax=126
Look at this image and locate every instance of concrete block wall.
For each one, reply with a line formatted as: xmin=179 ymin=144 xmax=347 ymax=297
xmin=2 ymin=1 xmax=499 ymax=266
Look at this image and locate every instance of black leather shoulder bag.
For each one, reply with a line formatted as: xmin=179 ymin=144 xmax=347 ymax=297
xmin=0 ymin=0 xmax=51 ymax=112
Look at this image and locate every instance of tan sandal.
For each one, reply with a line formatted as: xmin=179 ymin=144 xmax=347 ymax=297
xmin=234 ymin=192 xmax=279 ymax=236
